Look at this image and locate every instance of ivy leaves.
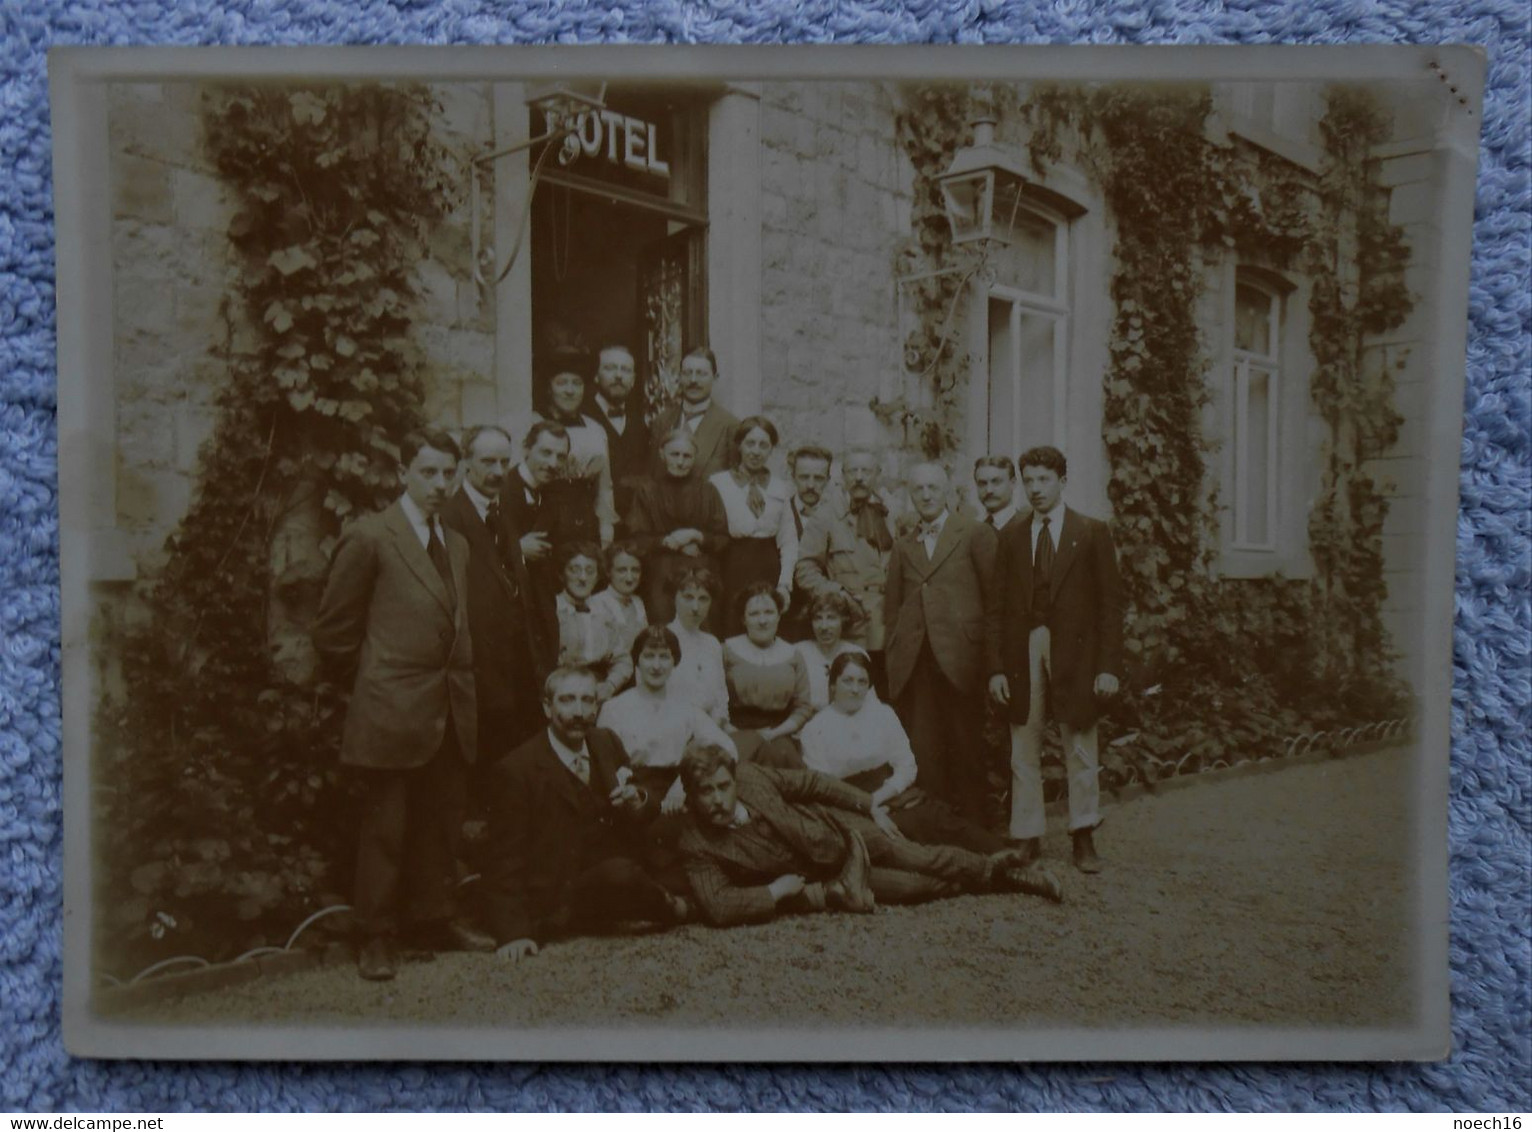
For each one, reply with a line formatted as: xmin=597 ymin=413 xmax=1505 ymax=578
xmin=100 ymin=83 xmax=452 ymax=969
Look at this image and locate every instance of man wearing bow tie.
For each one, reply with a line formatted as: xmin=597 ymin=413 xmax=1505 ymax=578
xmin=481 ymin=666 xmax=688 ymax=962
xmin=311 ymin=429 xmax=494 ymax=981
xmin=794 ymin=448 xmax=897 ymax=698
xmin=587 ymin=344 xmax=651 ymax=525
xmin=441 ymin=425 xmax=557 ymax=761
xmin=650 ymin=346 xmax=738 ymax=481
xmin=883 ymin=461 xmax=999 ymax=826
xmin=986 ymin=446 xmax=1124 ymax=873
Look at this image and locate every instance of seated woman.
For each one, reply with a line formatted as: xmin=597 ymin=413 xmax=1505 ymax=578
xmin=590 ymin=540 xmax=648 ymax=665
xmin=708 ymin=415 xmax=797 ymax=634
xmin=598 ymin=626 xmax=738 ymax=815
xmin=793 ymin=590 xmax=879 ymax=710
xmin=723 ymin=582 xmax=813 ymax=769
xmin=664 ymin=565 xmax=730 ymax=727
xmin=626 ymin=428 xmax=730 ymax=629
xmin=553 ymin=542 xmax=633 ymax=701
xmin=798 ymin=649 xmax=1062 ymax=904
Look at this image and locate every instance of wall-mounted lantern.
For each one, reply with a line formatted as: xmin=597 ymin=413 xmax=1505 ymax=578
xmin=935 ymin=94 xmax=1032 ymax=246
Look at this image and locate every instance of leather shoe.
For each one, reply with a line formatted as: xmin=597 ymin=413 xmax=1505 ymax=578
xmin=1005 ymin=862 xmax=1064 ymax=903
xmin=1072 ymin=828 xmax=1102 ymax=874
xmin=830 ymin=829 xmax=876 ymax=913
xmin=357 ymin=935 xmax=398 ymax=982
xmin=407 ymin=919 xmax=497 ymax=953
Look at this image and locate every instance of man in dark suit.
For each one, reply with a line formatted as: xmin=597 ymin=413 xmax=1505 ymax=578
xmin=481 ymin=666 xmax=689 ymax=962
xmin=883 ymin=462 xmax=999 ymax=828
xmin=440 ymin=425 xmax=556 ymax=761
xmin=494 ymin=418 xmax=569 ymax=625
xmin=778 ymin=443 xmax=834 ymax=642
xmin=311 ymin=428 xmax=495 ymax=981
xmin=586 ymin=343 xmax=651 ymax=525
xmin=650 ymin=346 xmax=738 ymax=481
xmin=986 ymin=446 xmax=1124 ymax=873
xmin=973 ymin=455 xmax=1025 ymax=533
xmin=676 ymin=743 xmax=1033 ymax=927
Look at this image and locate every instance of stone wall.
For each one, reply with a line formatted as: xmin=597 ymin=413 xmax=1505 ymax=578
xmin=756 ymin=82 xmax=912 ymax=485
xmin=106 ymin=80 xmax=493 ymax=582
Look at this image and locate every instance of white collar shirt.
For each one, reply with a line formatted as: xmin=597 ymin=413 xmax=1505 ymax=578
xmin=461 ymin=479 xmax=494 ymax=524
xmin=397 ymin=492 xmax=441 ymax=550
xmin=547 ymin=729 xmax=592 ymax=786
xmin=596 ymin=393 xmax=628 ymax=435
xmin=918 ymin=509 xmax=949 ymax=558
xmin=985 ymin=503 xmax=1018 ymax=531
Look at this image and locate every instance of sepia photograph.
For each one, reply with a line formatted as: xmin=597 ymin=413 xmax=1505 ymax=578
xmin=52 ymin=45 xmax=1481 ymax=1061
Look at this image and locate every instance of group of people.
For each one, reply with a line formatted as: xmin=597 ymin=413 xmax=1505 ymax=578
xmin=310 ymin=343 xmax=1125 ymax=981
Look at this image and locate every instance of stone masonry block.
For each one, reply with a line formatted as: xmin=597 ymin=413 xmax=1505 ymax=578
xmin=115 ymin=272 xmax=177 ymax=340
xmin=415 ymin=257 xmax=461 ymax=328
xmin=117 ymin=396 xmax=179 ymax=471
xmin=175 ymin=403 xmax=219 ymax=474
xmin=116 ymin=464 xmax=192 ymax=531
xmin=171 ymin=166 xmax=235 ymax=235
xmin=113 ymin=154 xmax=174 ymax=224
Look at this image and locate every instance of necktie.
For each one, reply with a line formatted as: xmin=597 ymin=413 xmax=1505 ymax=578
xmin=571 ymin=751 xmax=590 ymax=787
xmin=485 ymin=496 xmax=502 ymax=547
xmin=735 ymin=468 xmax=768 ymax=519
xmin=985 ymin=514 xmax=997 ymax=528
xmin=427 ymin=524 xmax=457 ymax=607
xmin=1032 ymin=518 xmax=1054 ymax=617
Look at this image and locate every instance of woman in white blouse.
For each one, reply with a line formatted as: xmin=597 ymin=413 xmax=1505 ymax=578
xmin=708 ymin=415 xmax=797 ymax=635
xmin=793 ymin=590 xmax=878 ymax=710
xmin=598 ymin=625 xmax=737 ymax=815
xmin=664 ymin=565 xmax=730 ymax=726
xmin=800 ymin=653 xmax=1051 ymax=870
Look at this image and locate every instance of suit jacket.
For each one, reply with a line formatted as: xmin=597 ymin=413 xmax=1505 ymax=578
xmin=985 ymin=506 xmax=1125 ymax=730
xmin=311 ymin=499 xmax=477 ymax=769
xmin=793 ymin=500 xmax=895 ymax=650
xmin=480 ymin=727 xmax=658 ymax=945
xmin=883 ymin=511 xmax=998 ymax=699
xmin=492 ymin=475 xmax=560 ymax=649
xmin=587 ymin=396 xmax=652 ymax=520
xmin=440 ymin=488 xmax=556 ymax=754
xmin=651 ymin=401 xmax=739 ymax=482
xmin=678 ymin=764 xmax=875 ymax=926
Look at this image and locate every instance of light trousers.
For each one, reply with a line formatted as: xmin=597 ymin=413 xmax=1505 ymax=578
xmin=1009 ymin=624 xmax=1100 ymax=838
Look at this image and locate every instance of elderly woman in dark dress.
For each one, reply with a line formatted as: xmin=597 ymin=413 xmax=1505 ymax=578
xmin=625 ymin=427 xmax=730 ymax=629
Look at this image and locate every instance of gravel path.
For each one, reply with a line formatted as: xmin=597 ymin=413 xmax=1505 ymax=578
xmin=120 ymin=746 xmax=1418 ymax=1032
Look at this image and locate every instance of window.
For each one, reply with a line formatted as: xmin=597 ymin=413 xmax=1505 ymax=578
xmin=1231 ymin=277 xmax=1282 ymax=550
xmin=985 ymin=202 xmax=1069 ymax=457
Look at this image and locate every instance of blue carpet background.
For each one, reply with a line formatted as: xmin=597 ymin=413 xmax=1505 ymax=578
xmin=1 ymin=0 xmax=1527 ymax=1113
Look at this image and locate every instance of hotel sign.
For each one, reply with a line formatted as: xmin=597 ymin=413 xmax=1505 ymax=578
xmin=550 ymin=108 xmax=671 ymax=179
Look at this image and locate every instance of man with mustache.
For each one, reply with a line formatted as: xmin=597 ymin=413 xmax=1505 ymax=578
xmin=481 ymin=666 xmax=689 ymax=962
xmin=441 ymin=424 xmax=557 ymax=759
xmin=586 ymin=343 xmax=651 ymax=525
xmin=793 ymin=448 xmax=897 ymax=698
xmin=650 ymin=346 xmax=738 ymax=481
xmin=973 ymin=455 xmax=1024 ymax=533
xmin=311 ymin=429 xmax=493 ymax=981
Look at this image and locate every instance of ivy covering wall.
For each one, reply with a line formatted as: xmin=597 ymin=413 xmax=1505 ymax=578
xmin=98 ymin=84 xmax=453 ymax=970
xmin=894 ymin=82 xmax=1414 ymax=789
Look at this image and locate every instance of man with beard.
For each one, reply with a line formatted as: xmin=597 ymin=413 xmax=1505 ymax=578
xmin=481 ymin=666 xmax=690 ymax=961
xmin=311 ymin=429 xmax=494 ymax=981
xmin=586 ymin=343 xmax=651 ymax=524
xmin=676 ymin=743 xmax=1037 ymax=927
xmin=441 ymin=425 xmax=556 ymax=759
xmin=793 ymin=448 xmax=896 ymax=698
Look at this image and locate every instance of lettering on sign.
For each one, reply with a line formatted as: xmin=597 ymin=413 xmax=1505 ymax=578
xmin=548 ymin=108 xmax=671 ymax=179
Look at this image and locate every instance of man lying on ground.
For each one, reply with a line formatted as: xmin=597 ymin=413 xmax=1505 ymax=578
xmin=676 ymin=742 xmax=1059 ymax=928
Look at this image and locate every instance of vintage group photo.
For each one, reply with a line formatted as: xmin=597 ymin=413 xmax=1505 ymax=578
xmin=54 ymin=47 xmax=1478 ymax=1060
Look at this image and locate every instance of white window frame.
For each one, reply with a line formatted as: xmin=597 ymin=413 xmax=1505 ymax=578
xmin=1230 ymin=277 xmax=1284 ymax=552
xmin=985 ymin=201 xmax=1071 ymax=457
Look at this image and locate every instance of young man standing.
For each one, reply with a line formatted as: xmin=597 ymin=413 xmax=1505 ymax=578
xmin=311 ymin=429 xmax=494 ymax=981
xmin=986 ymin=446 xmax=1124 ymax=873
